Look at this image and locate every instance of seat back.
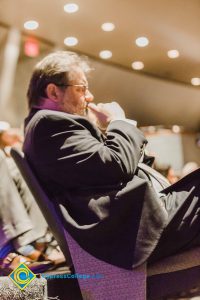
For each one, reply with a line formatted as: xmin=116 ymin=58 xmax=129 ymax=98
xmin=11 ymin=147 xmax=146 ymax=300
xmin=10 ymin=148 xmax=72 ymax=266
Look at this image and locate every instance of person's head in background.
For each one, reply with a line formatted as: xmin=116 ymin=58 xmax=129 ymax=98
xmin=154 ymin=163 xmax=179 ymax=184
xmin=166 ymin=166 xmax=179 ymax=184
xmin=181 ymin=162 xmax=199 ymax=178
xmin=27 ymin=51 xmax=94 ymax=116
xmin=0 ymin=121 xmax=23 ymax=154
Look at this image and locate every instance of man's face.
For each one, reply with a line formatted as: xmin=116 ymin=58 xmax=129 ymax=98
xmin=58 ymin=68 xmax=93 ymax=116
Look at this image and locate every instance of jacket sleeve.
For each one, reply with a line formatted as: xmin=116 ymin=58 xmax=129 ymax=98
xmin=28 ymin=114 xmax=147 ymax=189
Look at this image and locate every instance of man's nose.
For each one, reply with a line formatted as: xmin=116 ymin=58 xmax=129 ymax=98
xmin=85 ymin=90 xmax=94 ymax=102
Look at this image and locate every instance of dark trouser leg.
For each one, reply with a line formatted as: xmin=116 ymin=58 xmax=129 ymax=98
xmin=149 ymin=169 xmax=200 ymax=264
xmin=0 ymin=152 xmax=47 ymax=250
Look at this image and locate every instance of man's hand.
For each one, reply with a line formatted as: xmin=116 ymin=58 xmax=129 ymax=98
xmin=87 ymin=102 xmax=126 ymax=130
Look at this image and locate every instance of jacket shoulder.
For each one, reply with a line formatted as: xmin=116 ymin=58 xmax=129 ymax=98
xmin=26 ymin=109 xmax=90 ymax=131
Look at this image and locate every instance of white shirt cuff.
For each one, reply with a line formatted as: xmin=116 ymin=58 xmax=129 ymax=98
xmin=110 ymin=118 xmax=137 ymax=127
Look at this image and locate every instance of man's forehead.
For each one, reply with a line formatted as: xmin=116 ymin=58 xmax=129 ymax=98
xmin=68 ymin=68 xmax=87 ymax=83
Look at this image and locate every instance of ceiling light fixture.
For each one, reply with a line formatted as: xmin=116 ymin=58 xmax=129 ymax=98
xmin=64 ymin=36 xmax=78 ymax=46
xmin=131 ymin=61 xmax=144 ymax=70
xmin=191 ymin=77 xmax=200 ymax=86
xmin=135 ymin=37 xmax=149 ymax=47
xmin=101 ymin=22 xmax=115 ymax=32
xmin=167 ymin=49 xmax=180 ymax=59
xmin=172 ymin=125 xmax=180 ymax=133
xmin=64 ymin=3 xmax=79 ymax=13
xmin=24 ymin=20 xmax=39 ymax=30
xmin=99 ymin=50 xmax=112 ymax=59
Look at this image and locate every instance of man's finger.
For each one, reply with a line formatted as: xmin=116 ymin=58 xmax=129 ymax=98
xmin=87 ymin=103 xmax=100 ymax=113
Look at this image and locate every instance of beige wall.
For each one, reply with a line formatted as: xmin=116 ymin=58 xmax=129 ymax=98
xmin=0 ymin=45 xmax=200 ymax=131
xmin=146 ymin=131 xmax=200 ymax=173
xmin=0 ymin=36 xmax=200 ymax=176
xmin=182 ymin=133 xmax=200 ymax=165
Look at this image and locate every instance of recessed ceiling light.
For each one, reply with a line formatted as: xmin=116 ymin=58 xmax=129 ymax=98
xmin=191 ymin=77 xmax=200 ymax=86
xmin=135 ymin=37 xmax=149 ymax=47
xmin=64 ymin=36 xmax=78 ymax=46
xmin=131 ymin=61 xmax=144 ymax=70
xmin=167 ymin=49 xmax=180 ymax=59
xmin=24 ymin=20 xmax=39 ymax=30
xmin=172 ymin=125 xmax=180 ymax=133
xmin=64 ymin=3 xmax=79 ymax=13
xmin=99 ymin=50 xmax=112 ymax=59
xmin=101 ymin=22 xmax=115 ymax=32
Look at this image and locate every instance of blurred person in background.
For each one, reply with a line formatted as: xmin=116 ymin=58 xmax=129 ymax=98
xmin=0 ymin=121 xmax=65 ymax=275
xmin=166 ymin=166 xmax=179 ymax=184
xmin=181 ymin=161 xmax=199 ymax=178
xmin=154 ymin=164 xmax=179 ymax=184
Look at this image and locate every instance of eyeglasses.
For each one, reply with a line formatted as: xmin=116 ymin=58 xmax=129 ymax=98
xmin=56 ymin=84 xmax=89 ymax=94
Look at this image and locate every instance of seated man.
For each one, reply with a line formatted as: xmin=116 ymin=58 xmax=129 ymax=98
xmin=0 ymin=123 xmax=65 ymax=274
xmin=23 ymin=51 xmax=200 ymax=269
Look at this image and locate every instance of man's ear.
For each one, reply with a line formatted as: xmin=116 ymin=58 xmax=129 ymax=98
xmin=46 ymin=83 xmax=61 ymax=102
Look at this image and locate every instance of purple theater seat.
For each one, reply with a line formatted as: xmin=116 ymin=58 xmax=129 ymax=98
xmin=11 ymin=148 xmax=146 ymax=300
xmin=63 ymin=229 xmax=146 ymax=299
xmin=11 ymin=148 xmax=200 ymax=299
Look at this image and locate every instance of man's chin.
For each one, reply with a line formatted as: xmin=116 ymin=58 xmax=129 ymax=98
xmin=72 ymin=109 xmax=86 ymax=116
xmin=80 ymin=108 xmax=87 ymax=116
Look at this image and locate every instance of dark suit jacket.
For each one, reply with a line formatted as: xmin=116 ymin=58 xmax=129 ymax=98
xmin=23 ymin=108 xmax=168 ymax=269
